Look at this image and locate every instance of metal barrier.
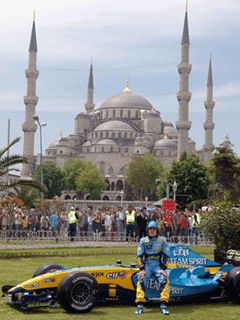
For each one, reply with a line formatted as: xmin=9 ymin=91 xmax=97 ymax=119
xmin=0 ymin=229 xmax=213 ymax=245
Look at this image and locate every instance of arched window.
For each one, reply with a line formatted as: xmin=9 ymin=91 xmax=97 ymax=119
xmin=116 ymin=180 xmax=124 ymax=191
xmin=111 ymin=181 xmax=115 ymax=191
xmin=105 ymin=179 xmax=110 ymax=191
xmin=64 ymin=195 xmax=71 ymax=200
xmin=103 ymin=195 xmax=110 ymax=201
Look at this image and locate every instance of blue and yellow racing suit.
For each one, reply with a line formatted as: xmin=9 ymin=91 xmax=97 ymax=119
xmin=136 ymin=235 xmax=170 ymax=303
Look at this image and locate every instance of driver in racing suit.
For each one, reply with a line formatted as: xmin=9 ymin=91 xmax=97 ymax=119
xmin=135 ymin=220 xmax=170 ymax=315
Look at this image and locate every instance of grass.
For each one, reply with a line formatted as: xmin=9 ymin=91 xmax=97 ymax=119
xmin=0 ymin=246 xmax=239 ymax=320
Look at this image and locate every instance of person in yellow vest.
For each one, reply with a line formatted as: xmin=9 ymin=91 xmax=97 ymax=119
xmin=125 ymin=205 xmax=136 ymax=242
xmin=68 ymin=206 xmax=78 ymax=241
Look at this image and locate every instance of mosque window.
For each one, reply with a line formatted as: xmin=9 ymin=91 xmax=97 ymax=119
xmin=120 ymin=110 xmax=123 ymax=117
xmin=124 ymin=132 xmax=127 ymax=138
xmin=118 ymin=132 xmax=121 ymax=138
xmin=135 ymin=110 xmax=138 ymax=118
xmin=125 ymin=148 xmax=128 ymax=153
xmin=106 ymin=132 xmax=109 ymax=138
xmin=128 ymin=110 xmax=131 ymax=118
xmin=105 ymin=180 xmax=110 ymax=190
xmin=106 ymin=111 xmax=109 ymax=118
xmin=111 ymin=181 xmax=115 ymax=191
xmin=60 ymin=150 xmax=63 ymax=154
xmin=116 ymin=179 xmax=123 ymax=190
xmin=112 ymin=132 xmax=115 ymax=138
xmin=113 ymin=110 xmax=116 ymax=118
xmin=100 ymin=132 xmax=103 ymax=138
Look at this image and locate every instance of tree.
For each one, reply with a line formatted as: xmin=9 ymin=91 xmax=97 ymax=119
xmin=34 ymin=161 xmax=65 ymax=199
xmin=63 ymin=158 xmax=105 ymax=199
xmin=0 ymin=137 xmax=42 ymax=193
xmin=209 ymin=136 xmax=240 ymax=202
xmin=0 ymin=196 xmax=24 ymax=211
xmin=165 ymin=152 xmax=210 ymax=208
xmin=201 ymin=199 xmax=240 ymax=250
xmin=125 ymin=154 xmax=165 ymax=200
xmin=75 ymin=164 xmax=106 ymax=200
xmin=63 ymin=158 xmax=87 ymax=190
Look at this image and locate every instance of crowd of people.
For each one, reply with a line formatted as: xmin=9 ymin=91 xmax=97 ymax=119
xmin=0 ymin=205 xmax=203 ymax=242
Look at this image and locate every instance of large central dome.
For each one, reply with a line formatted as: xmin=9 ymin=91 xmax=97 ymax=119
xmin=99 ymin=90 xmax=153 ymax=110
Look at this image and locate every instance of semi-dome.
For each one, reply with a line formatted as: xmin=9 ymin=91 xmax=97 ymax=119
xmin=154 ymin=137 xmax=177 ymax=149
xmin=163 ymin=126 xmax=178 ymax=137
xmin=99 ymin=91 xmax=153 ymax=110
xmin=82 ymin=141 xmax=91 ymax=146
xmin=94 ymin=120 xmax=135 ymax=132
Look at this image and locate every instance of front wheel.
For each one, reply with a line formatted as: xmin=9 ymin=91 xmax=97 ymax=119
xmin=57 ymin=272 xmax=98 ymax=313
xmin=224 ymin=267 xmax=240 ymax=303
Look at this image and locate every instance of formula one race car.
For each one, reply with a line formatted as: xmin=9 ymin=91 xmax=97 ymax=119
xmin=2 ymin=244 xmax=240 ymax=313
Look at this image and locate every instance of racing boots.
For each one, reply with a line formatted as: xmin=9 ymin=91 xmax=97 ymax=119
xmin=135 ymin=303 xmax=144 ymax=315
xmin=160 ymin=303 xmax=170 ymax=315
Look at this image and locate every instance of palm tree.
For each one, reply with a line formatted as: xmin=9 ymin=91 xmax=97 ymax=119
xmin=0 ymin=137 xmax=43 ymax=195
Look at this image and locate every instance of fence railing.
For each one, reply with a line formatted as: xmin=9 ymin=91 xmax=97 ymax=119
xmin=0 ymin=229 xmax=213 ymax=245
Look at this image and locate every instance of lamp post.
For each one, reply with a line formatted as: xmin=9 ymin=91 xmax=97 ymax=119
xmin=33 ymin=115 xmax=47 ymax=199
xmin=145 ymin=197 xmax=148 ymax=209
xmin=120 ymin=189 xmax=124 ymax=208
xmin=166 ymin=181 xmax=178 ymax=201
xmin=172 ymin=181 xmax=178 ymax=201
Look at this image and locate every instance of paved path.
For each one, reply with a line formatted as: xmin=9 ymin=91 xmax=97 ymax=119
xmin=0 ymin=241 xmax=137 ymax=250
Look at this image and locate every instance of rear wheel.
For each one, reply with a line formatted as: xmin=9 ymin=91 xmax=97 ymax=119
xmin=225 ymin=267 xmax=240 ymax=303
xmin=33 ymin=263 xmax=63 ymax=277
xmin=57 ymin=272 xmax=98 ymax=313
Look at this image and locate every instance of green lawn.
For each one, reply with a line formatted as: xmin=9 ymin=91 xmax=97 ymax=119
xmin=0 ymin=246 xmax=239 ymax=320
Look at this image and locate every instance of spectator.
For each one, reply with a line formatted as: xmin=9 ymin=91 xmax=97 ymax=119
xmin=68 ymin=206 xmax=78 ymax=241
xmin=125 ymin=205 xmax=136 ymax=242
xmin=136 ymin=207 xmax=147 ymax=241
xmin=40 ymin=213 xmax=50 ymax=237
xmin=178 ymin=211 xmax=189 ymax=241
xmin=163 ymin=210 xmax=174 ymax=239
xmin=116 ymin=206 xmax=125 ymax=239
xmin=104 ymin=210 xmax=113 ymax=239
xmin=49 ymin=211 xmax=59 ymax=237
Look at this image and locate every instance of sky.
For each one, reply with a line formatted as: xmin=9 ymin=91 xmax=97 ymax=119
xmin=1 ymin=0 xmax=240 ymax=158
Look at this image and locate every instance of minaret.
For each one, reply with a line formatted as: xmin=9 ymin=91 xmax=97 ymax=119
xmin=21 ymin=17 xmax=39 ymax=178
xmin=203 ymin=57 xmax=215 ymax=161
xmin=85 ymin=63 xmax=95 ymax=114
xmin=176 ymin=7 xmax=192 ymax=160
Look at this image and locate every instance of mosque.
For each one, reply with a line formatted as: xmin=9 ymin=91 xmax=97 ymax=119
xmin=21 ymin=9 xmax=215 ymax=200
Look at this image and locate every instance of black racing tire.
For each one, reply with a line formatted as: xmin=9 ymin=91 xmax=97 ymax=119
xmin=57 ymin=272 xmax=98 ymax=313
xmin=224 ymin=267 xmax=240 ymax=303
xmin=33 ymin=263 xmax=63 ymax=277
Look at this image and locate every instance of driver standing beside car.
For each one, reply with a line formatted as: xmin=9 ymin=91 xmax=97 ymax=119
xmin=135 ymin=220 xmax=170 ymax=315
